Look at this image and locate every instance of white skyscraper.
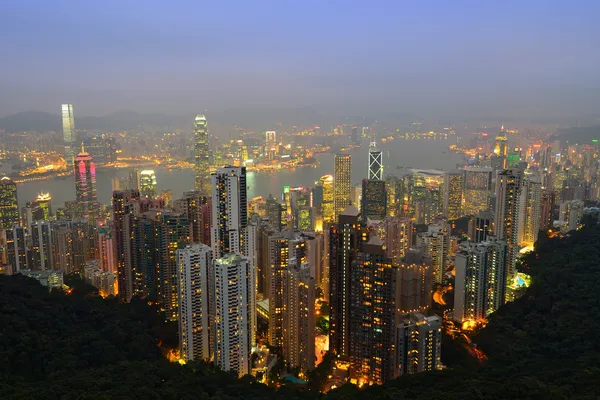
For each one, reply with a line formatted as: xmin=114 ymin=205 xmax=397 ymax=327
xmin=211 ymin=166 xmax=249 ymax=257
xmin=177 ymin=244 xmax=213 ymax=362
xmin=61 ymin=104 xmax=76 ymax=164
xmin=211 ymin=253 xmax=254 ymax=377
xmin=454 ymin=238 xmax=508 ymax=323
xmin=368 ymin=142 xmax=383 ymax=180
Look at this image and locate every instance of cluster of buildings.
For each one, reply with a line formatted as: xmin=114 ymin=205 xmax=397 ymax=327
xmin=2 ymin=107 xmax=598 ymax=388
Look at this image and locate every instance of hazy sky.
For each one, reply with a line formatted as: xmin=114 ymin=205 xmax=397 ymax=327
xmin=2 ymin=0 xmax=599 ymax=118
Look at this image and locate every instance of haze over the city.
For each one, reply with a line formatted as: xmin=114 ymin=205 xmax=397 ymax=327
xmin=2 ymin=0 xmax=600 ymax=119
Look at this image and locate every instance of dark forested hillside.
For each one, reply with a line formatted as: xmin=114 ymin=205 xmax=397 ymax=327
xmin=2 ymin=224 xmax=600 ymax=399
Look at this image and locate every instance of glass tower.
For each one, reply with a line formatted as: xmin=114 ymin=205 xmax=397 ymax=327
xmin=0 ymin=177 xmax=19 ymax=230
xmin=62 ymin=104 xmax=76 ymax=164
xmin=333 ymin=154 xmax=351 ymax=221
xmin=194 ymin=114 xmax=210 ymax=195
xmin=368 ymin=142 xmax=383 ymax=180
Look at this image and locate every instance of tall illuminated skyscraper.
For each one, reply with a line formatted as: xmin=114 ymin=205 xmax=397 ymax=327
xmin=139 ymin=170 xmax=157 ymax=198
xmin=494 ymin=126 xmax=508 ymax=168
xmin=361 ymin=179 xmax=387 ymax=222
xmin=518 ymin=178 xmax=542 ymax=248
xmin=177 ymin=243 xmax=213 ymax=362
xmin=454 ymin=238 xmax=508 ymax=323
xmin=319 ymin=174 xmax=334 ymax=224
xmin=349 ymin=236 xmax=398 ymax=385
xmin=194 ymin=114 xmax=210 ymax=195
xmin=397 ymin=313 xmax=442 ymax=375
xmin=74 ymin=145 xmax=98 ymax=220
xmin=494 ymin=168 xmax=524 ymax=280
xmin=0 ymin=177 xmax=19 ymax=230
xmin=211 ymin=166 xmax=249 ymax=258
xmin=329 ymin=205 xmax=366 ymax=357
xmin=333 ymin=154 xmax=351 ymax=220
xmin=211 ymin=253 xmax=254 ymax=377
xmin=368 ymin=142 xmax=383 ymax=180
xmin=62 ymin=104 xmax=77 ymax=164
xmin=443 ymin=171 xmax=463 ymax=219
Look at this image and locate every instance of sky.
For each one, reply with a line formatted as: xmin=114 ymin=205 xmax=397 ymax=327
xmin=1 ymin=0 xmax=599 ymax=118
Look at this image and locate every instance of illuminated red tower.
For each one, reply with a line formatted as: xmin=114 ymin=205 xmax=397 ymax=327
xmin=74 ymin=144 xmax=99 ymax=220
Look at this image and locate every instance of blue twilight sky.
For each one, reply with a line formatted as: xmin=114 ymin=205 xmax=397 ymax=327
xmin=1 ymin=0 xmax=599 ymax=118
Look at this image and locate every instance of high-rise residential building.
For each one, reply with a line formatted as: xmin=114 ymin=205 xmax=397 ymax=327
xmin=518 ymin=178 xmax=542 ymax=248
xmin=283 ymin=251 xmax=315 ymax=374
xmin=139 ymin=170 xmax=157 ymax=198
xmin=53 ymin=225 xmax=74 ymax=273
xmin=267 ymin=231 xmax=317 ymax=348
xmin=112 ymin=190 xmax=141 ymax=302
xmin=383 ymin=217 xmax=413 ymax=263
xmin=74 ymin=145 xmax=98 ymax=220
xmin=468 ymin=211 xmax=493 ymax=243
xmin=397 ymin=313 xmax=442 ymax=375
xmin=319 ymin=174 xmax=334 ymax=224
xmin=157 ymin=212 xmax=190 ymax=321
xmin=31 ymin=193 xmax=52 ymax=220
xmin=539 ymin=189 xmax=556 ymax=230
xmin=463 ymin=167 xmax=493 ymax=215
xmin=0 ymin=177 xmax=19 ymax=230
xmin=454 ymin=239 xmax=508 ymax=323
xmin=30 ymin=221 xmax=53 ymax=270
xmin=418 ymin=224 xmax=451 ymax=284
xmin=5 ymin=225 xmax=28 ymax=272
xmin=211 ymin=166 xmax=249 ymax=258
xmin=211 ymin=253 xmax=254 ymax=378
xmin=349 ymin=236 xmax=398 ymax=385
xmin=97 ymin=226 xmax=115 ymax=274
xmin=333 ymin=154 xmax=352 ymax=221
xmin=128 ymin=168 xmax=140 ymax=191
xmin=194 ymin=114 xmax=210 ymax=195
xmin=361 ymin=179 xmax=387 ymax=222
xmin=443 ymin=171 xmax=463 ymax=219
xmin=559 ymin=200 xmax=584 ymax=232
xmin=62 ymin=104 xmax=77 ymax=164
xmin=397 ymin=263 xmax=433 ymax=314
xmin=329 ymin=205 xmax=367 ymax=357
xmin=175 ymin=191 xmax=212 ymax=246
xmin=368 ymin=142 xmax=383 ymax=180
xmin=494 ymin=168 xmax=524 ymax=280
xmin=177 ymin=244 xmax=213 ymax=362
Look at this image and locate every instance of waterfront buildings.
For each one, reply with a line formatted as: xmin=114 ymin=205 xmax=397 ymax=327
xmin=139 ymin=170 xmax=157 ymax=199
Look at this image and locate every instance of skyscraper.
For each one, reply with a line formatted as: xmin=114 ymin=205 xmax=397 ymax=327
xmin=30 ymin=221 xmax=53 ymax=270
xmin=494 ymin=168 xmax=524 ymax=280
xmin=319 ymin=174 xmax=334 ymax=224
xmin=361 ymin=179 xmax=387 ymax=222
xmin=329 ymin=205 xmax=366 ymax=357
xmin=518 ymin=178 xmax=542 ymax=248
xmin=333 ymin=154 xmax=351 ymax=220
xmin=194 ymin=114 xmax=210 ymax=195
xmin=397 ymin=263 xmax=433 ymax=314
xmin=454 ymin=239 xmax=508 ymax=323
xmin=368 ymin=142 xmax=383 ymax=180
xmin=112 ymin=189 xmax=141 ymax=302
xmin=211 ymin=166 xmax=249 ymax=258
xmin=0 ymin=177 xmax=19 ymax=230
xmin=62 ymin=104 xmax=77 ymax=164
xmin=178 ymin=244 xmax=213 ymax=362
xmin=397 ymin=313 xmax=442 ymax=375
xmin=494 ymin=126 xmax=508 ymax=169
xmin=74 ymin=145 xmax=98 ymax=220
xmin=211 ymin=253 xmax=254 ymax=377
xmin=139 ymin=170 xmax=157 ymax=198
xmin=443 ymin=171 xmax=463 ymax=219
xmin=463 ymin=167 xmax=493 ymax=215
xmin=283 ymin=249 xmax=315 ymax=374
xmin=349 ymin=236 xmax=398 ymax=385
xmin=468 ymin=211 xmax=493 ymax=243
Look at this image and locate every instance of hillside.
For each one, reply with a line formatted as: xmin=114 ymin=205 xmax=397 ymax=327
xmin=2 ymin=223 xmax=600 ymax=399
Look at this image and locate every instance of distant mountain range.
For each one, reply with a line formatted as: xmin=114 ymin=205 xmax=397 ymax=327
xmin=0 ymin=107 xmax=333 ymax=134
